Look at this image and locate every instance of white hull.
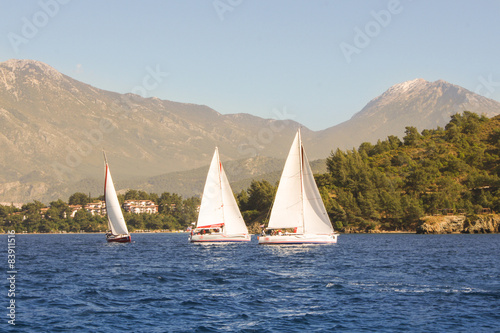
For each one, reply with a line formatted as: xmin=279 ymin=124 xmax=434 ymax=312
xmin=258 ymin=233 xmax=338 ymax=245
xmin=190 ymin=233 xmax=251 ymax=243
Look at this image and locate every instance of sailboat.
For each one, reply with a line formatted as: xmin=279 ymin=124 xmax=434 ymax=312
xmin=189 ymin=147 xmax=251 ymax=243
xmin=103 ymin=152 xmax=131 ymax=243
xmin=258 ymin=129 xmax=338 ymax=244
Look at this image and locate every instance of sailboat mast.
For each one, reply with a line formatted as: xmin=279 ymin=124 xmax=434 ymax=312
xmin=216 ymin=148 xmax=226 ymax=232
xmin=298 ymin=129 xmax=305 ymax=233
xmin=102 ymin=150 xmax=112 ymax=232
xmin=103 ymin=150 xmax=108 ymax=204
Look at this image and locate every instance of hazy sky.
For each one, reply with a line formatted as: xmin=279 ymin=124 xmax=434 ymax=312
xmin=1 ymin=0 xmax=499 ymax=130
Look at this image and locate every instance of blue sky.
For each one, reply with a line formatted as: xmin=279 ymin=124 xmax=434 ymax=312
xmin=1 ymin=0 xmax=499 ymax=131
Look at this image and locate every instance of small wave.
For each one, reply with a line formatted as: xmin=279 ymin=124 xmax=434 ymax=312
xmin=181 ymin=300 xmax=203 ymax=306
xmin=191 ymin=324 xmax=220 ymax=332
xmin=207 ymin=277 xmax=228 ymax=285
xmin=137 ymin=296 xmax=173 ymax=303
xmin=326 ymin=282 xmax=344 ymax=289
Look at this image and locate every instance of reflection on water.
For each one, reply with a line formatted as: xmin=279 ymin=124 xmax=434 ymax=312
xmin=261 ymin=244 xmax=317 ymax=256
xmin=260 ymin=242 xmax=344 ymax=257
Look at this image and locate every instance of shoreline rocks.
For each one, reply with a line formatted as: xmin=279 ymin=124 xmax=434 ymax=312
xmin=417 ymin=214 xmax=500 ymax=234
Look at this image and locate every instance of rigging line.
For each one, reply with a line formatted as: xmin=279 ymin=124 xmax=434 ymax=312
xmin=298 ymin=129 xmax=305 ymax=234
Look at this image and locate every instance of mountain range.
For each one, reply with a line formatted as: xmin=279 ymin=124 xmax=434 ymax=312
xmin=1 ymin=59 xmax=500 ymax=203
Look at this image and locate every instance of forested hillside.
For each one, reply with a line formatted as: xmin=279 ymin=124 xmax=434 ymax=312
xmin=321 ymin=112 xmax=500 ymax=232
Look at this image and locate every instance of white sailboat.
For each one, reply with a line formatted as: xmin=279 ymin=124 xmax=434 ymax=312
xmin=258 ymin=129 xmax=338 ymax=244
xmin=103 ymin=152 xmax=131 ymax=243
xmin=189 ymin=147 xmax=251 ymax=243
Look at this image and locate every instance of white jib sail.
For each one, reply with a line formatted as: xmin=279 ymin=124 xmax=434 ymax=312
xmin=196 ymin=148 xmax=248 ymax=235
xmin=301 ymin=145 xmax=334 ymax=234
xmin=219 ymin=159 xmax=248 ymax=235
xmin=105 ymin=164 xmax=129 ymax=236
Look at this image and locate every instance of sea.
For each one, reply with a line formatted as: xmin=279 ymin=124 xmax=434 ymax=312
xmin=1 ymin=233 xmax=499 ymax=332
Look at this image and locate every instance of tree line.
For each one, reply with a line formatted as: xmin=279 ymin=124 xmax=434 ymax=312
xmin=0 ymin=191 xmax=201 ymax=234
xmin=1 ymin=112 xmax=499 ymax=233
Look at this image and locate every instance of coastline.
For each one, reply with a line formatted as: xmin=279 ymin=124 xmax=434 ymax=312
xmin=2 ymin=230 xmax=188 ymax=235
xmin=4 ymin=230 xmax=499 ymax=235
xmin=3 ymin=214 xmax=500 ymax=235
xmin=416 ymin=214 xmax=500 ymax=234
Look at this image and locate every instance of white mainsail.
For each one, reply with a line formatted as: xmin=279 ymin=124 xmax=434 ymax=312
xmin=267 ymin=132 xmax=304 ymax=232
xmin=267 ymin=129 xmax=333 ymax=235
xmin=196 ymin=148 xmax=248 ymax=235
xmin=104 ymin=157 xmax=129 ymax=236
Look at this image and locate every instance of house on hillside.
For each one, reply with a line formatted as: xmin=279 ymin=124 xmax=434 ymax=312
xmin=68 ymin=205 xmax=83 ymax=217
xmin=123 ymin=200 xmax=158 ymax=214
xmin=85 ymin=201 xmax=106 ymax=216
xmin=40 ymin=207 xmax=49 ymax=218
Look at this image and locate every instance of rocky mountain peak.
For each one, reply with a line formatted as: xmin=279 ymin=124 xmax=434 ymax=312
xmin=1 ymin=59 xmax=63 ymax=80
xmin=376 ymin=78 xmax=465 ymax=102
xmin=386 ymin=78 xmax=428 ymax=94
xmin=317 ymin=78 xmax=500 ymax=156
xmin=353 ymin=78 xmax=486 ymax=121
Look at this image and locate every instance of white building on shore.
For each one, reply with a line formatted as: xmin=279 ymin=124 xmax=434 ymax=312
xmin=123 ymin=200 xmax=158 ymax=214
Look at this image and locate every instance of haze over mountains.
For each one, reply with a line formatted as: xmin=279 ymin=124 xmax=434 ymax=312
xmin=1 ymin=59 xmax=500 ymax=203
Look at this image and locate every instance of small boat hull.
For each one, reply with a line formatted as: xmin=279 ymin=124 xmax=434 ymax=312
xmin=189 ymin=233 xmax=251 ymax=243
xmin=106 ymin=234 xmax=132 ymax=243
xmin=258 ymin=233 xmax=337 ymax=245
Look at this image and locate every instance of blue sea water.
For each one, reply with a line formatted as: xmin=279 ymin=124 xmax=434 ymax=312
xmin=1 ymin=233 xmax=499 ymax=332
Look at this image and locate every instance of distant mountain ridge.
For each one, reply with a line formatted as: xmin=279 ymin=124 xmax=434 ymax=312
xmin=317 ymin=78 xmax=500 ymax=150
xmin=1 ymin=59 xmax=500 ymax=202
xmin=0 ymin=59 xmax=304 ymax=201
